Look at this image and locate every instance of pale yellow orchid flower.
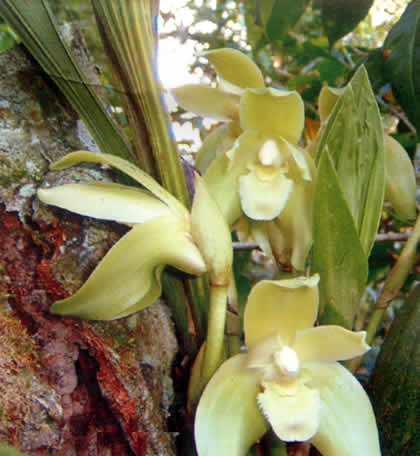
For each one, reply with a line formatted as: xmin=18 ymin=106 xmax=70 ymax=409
xmin=316 ymin=85 xmax=417 ymax=223
xmin=172 ymin=48 xmax=264 ymax=173
xmin=37 ymin=151 xmax=231 ymax=321
xmin=173 ymin=48 xmax=314 ymax=270
xmin=195 ymin=275 xmax=381 ymax=456
xmin=205 ymin=86 xmax=314 ymax=270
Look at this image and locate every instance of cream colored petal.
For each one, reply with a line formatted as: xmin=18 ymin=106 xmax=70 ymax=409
xmin=50 ymin=151 xmax=187 ymax=218
xmin=267 ymin=157 xmax=315 ymax=270
xmin=294 ymin=327 xmax=369 ymax=363
xmin=240 ymin=88 xmax=304 ymax=143
xmin=204 ymin=131 xmax=268 ymax=226
xmin=257 ymin=381 xmax=321 ymax=442
xmin=191 ymin=174 xmax=233 ymax=285
xmin=228 ymin=130 xmax=265 ymax=169
xmin=50 ymin=217 xmax=206 ymax=320
xmin=384 ymin=134 xmax=417 ymax=222
xmin=239 ymin=168 xmax=294 ymax=220
xmin=305 ymin=362 xmax=381 ymax=456
xmin=244 ymin=275 xmax=320 ymax=348
xmin=318 ymin=86 xmax=344 ymax=124
xmin=204 ymin=48 xmax=265 ymax=90
xmin=195 ymin=354 xmax=268 ymax=456
xmin=171 ymin=84 xmax=240 ymax=120
xmin=246 ymin=333 xmax=285 ymax=369
xmin=195 ymin=123 xmax=237 ymax=173
xmin=282 ymin=139 xmax=312 ymax=181
xmin=38 ymin=182 xmax=172 ymax=224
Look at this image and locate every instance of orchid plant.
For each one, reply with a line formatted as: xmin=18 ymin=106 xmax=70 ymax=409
xmin=5 ymin=1 xmax=418 ymax=455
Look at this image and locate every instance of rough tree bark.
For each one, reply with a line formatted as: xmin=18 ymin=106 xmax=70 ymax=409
xmin=0 ymin=27 xmax=178 ymax=456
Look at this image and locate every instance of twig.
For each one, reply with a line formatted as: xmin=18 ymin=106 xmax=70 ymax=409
xmin=376 ymin=95 xmax=417 ymax=134
xmin=233 ymin=231 xmax=412 ymax=251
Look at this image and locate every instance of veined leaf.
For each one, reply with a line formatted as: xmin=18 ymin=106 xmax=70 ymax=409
xmin=316 ymin=66 xmax=385 ymax=257
xmin=316 ymin=0 xmax=374 ymax=46
xmin=312 ymin=149 xmax=368 ymax=328
xmin=0 ymin=0 xmax=132 ymax=162
xmin=383 ymin=0 xmax=420 ymax=131
xmin=91 ymin=0 xmax=190 ymax=206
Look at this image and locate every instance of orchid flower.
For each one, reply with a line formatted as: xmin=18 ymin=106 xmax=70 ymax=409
xmin=172 ymin=48 xmax=264 ymax=173
xmin=316 ymin=85 xmax=416 ymax=223
xmin=195 ymin=275 xmax=381 ymax=456
xmin=173 ymin=48 xmax=314 ymax=270
xmin=206 ymin=87 xmax=315 ymax=270
xmin=37 ymin=151 xmax=231 ymax=321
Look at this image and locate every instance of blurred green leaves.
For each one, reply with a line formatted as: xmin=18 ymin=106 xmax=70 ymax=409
xmin=314 ymin=0 xmax=374 ymax=46
xmin=382 ymin=0 xmax=420 ymax=131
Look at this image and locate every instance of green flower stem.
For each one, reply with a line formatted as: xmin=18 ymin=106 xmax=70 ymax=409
xmin=367 ymin=213 xmax=420 ymax=344
xmin=201 ymin=284 xmax=229 ymax=384
xmin=348 ymin=214 xmax=420 ymax=373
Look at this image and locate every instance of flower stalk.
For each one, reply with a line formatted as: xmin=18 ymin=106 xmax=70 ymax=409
xmin=367 ymin=213 xmax=420 ymax=344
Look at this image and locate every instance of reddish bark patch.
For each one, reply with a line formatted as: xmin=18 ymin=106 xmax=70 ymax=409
xmin=0 ymin=208 xmax=145 ymax=455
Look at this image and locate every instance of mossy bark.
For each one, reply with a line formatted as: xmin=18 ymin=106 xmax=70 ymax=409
xmin=0 ymin=30 xmax=178 ymax=456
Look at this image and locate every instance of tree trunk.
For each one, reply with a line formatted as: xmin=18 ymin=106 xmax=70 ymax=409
xmin=0 ymin=28 xmax=178 ymax=456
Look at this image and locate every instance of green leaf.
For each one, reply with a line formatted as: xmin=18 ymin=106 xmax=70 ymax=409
xmin=312 ymin=149 xmax=368 ymax=328
xmin=265 ymin=0 xmax=310 ymax=42
xmin=383 ymin=0 xmax=420 ymax=131
xmin=241 ymin=0 xmax=310 ymax=48
xmin=316 ymin=0 xmax=374 ymax=46
xmin=0 ymin=0 xmax=132 ymax=162
xmin=316 ymin=66 xmax=385 ymax=257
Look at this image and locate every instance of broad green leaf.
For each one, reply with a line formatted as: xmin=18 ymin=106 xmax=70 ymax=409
xmin=383 ymin=0 xmax=420 ymax=130
xmin=316 ymin=0 xmax=374 ymax=46
xmin=312 ymin=149 xmax=368 ymax=328
xmin=0 ymin=0 xmax=132 ymax=162
xmin=316 ymin=66 xmax=385 ymax=257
